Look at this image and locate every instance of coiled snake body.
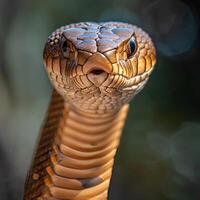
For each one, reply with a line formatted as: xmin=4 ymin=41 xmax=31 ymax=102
xmin=24 ymin=22 xmax=156 ymax=199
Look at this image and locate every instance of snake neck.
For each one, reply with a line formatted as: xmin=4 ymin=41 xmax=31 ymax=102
xmin=41 ymin=102 xmax=129 ymax=199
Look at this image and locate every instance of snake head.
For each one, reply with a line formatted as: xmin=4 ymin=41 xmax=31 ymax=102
xmin=43 ymin=22 xmax=156 ymax=114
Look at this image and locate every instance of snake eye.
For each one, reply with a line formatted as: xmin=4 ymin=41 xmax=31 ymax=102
xmin=61 ymin=40 xmax=70 ymax=58
xmin=128 ymin=37 xmax=136 ymax=57
xmin=62 ymin=41 xmax=68 ymax=52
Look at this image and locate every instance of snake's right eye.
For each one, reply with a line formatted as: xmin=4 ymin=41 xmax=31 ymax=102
xmin=127 ymin=36 xmax=137 ymax=57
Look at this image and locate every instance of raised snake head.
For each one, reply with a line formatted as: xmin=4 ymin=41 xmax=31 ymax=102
xmin=43 ymin=22 xmax=156 ymax=114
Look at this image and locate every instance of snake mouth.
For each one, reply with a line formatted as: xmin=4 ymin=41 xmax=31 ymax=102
xmin=90 ymin=69 xmax=105 ymax=75
xmin=87 ymin=66 xmax=107 ymax=75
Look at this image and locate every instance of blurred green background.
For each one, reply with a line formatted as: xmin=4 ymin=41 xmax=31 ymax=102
xmin=0 ymin=0 xmax=200 ymax=199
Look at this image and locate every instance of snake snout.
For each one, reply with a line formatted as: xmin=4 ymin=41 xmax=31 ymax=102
xmin=83 ymin=53 xmax=112 ymax=74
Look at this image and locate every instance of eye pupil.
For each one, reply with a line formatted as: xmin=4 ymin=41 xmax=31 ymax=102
xmin=130 ymin=39 xmax=136 ymax=54
xmin=62 ymin=41 xmax=67 ymax=52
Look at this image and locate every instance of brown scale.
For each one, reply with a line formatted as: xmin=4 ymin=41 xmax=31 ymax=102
xmin=24 ymin=22 xmax=156 ymax=199
xmin=24 ymin=90 xmax=65 ymax=199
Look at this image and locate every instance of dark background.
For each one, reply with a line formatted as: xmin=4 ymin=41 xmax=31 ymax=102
xmin=0 ymin=0 xmax=200 ymax=199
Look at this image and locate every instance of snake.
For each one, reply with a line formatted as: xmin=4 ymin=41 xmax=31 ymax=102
xmin=23 ymin=22 xmax=156 ymax=200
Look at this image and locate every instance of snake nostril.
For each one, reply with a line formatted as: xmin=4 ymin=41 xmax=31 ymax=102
xmin=90 ymin=69 xmax=105 ymax=75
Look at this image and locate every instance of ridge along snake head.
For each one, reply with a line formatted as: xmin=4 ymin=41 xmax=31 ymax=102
xmin=43 ymin=22 xmax=156 ymax=114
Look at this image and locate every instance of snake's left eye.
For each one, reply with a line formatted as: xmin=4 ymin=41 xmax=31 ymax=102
xmin=62 ymin=41 xmax=68 ymax=52
xmin=128 ymin=37 xmax=136 ymax=57
xmin=61 ymin=40 xmax=70 ymax=58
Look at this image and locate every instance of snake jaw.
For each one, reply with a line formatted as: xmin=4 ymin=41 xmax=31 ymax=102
xmin=87 ymin=72 xmax=108 ymax=87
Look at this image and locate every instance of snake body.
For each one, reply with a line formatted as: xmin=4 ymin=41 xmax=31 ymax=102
xmin=24 ymin=22 xmax=156 ymax=199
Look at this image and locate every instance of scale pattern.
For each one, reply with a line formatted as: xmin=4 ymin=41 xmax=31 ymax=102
xmin=24 ymin=90 xmax=64 ymax=199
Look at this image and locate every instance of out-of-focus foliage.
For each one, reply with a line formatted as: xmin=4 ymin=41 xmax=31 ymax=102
xmin=0 ymin=0 xmax=200 ymax=199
